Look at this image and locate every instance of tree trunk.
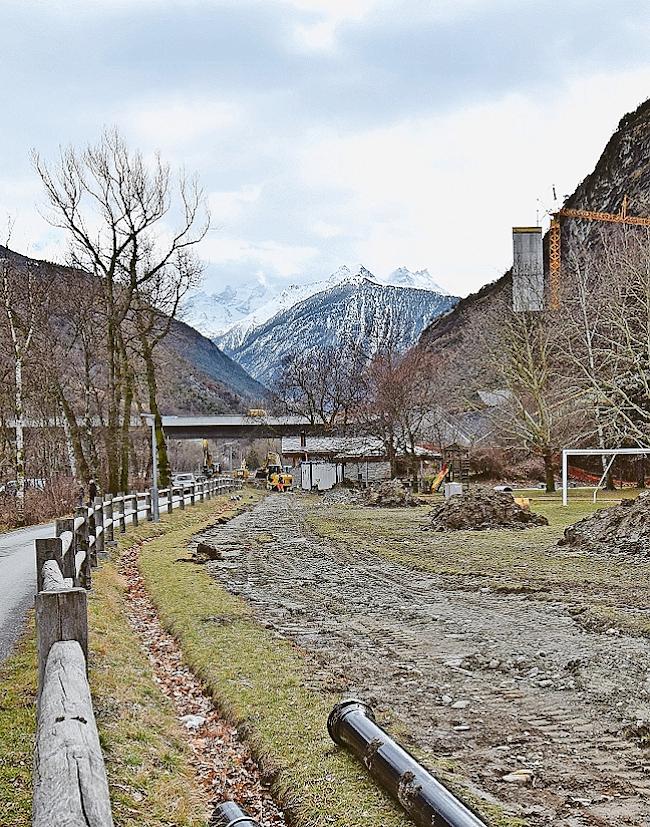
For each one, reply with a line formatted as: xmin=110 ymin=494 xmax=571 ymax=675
xmin=637 ymin=456 xmax=646 ymax=489
xmin=119 ymin=367 xmax=134 ymax=494
xmin=59 ymin=393 xmax=90 ymax=484
xmin=105 ymin=317 xmax=121 ymax=493
xmin=140 ymin=332 xmax=171 ymax=487
xmin=14 ymin=356 xmax=26 ymax=525
xmin=544 ymin=451 xmax=555 ymax=493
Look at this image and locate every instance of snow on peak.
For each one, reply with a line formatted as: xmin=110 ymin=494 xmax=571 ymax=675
xmin=385 ymin=267 xmax=448 ymax=294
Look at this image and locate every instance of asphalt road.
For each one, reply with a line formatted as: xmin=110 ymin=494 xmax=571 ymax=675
xmin=0 ymin=522 xmax=54 ymax=663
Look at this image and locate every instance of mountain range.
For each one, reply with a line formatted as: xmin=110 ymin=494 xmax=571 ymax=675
xmin=210 ymin=266 xmax=458 ymax=386
xmin=183 ymin=265 xmax=449 ymax=343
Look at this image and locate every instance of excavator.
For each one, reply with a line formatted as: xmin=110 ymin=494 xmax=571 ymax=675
xmin=256 ymin=452 xmax=293 ymax=491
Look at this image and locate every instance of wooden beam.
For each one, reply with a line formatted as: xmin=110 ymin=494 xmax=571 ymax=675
xmin=33 ymin=640 xmax=114 ymax=827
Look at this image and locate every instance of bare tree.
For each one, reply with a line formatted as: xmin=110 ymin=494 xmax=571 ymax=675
xmin=276 ymin=344 xmax=366 ymax=427
xmin=475 ymin=298 xmax=581 ymax=492
xmin=0 ymin=254 xmax=42 ymax=521
xmin=33 ymin=128 xmax=209 ymax=491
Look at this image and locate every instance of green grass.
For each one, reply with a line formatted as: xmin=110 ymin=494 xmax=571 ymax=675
xmin=306 ymin=494 xmax=650 ymax=640
xmin=0 ymin=633 xmax=37 ymax=827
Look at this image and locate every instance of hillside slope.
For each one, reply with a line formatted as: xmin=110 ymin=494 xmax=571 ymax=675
xmin=0 ymin=246 xmax=265 ymax=413
xmin=420 ymin=97 xmax=650 ymax=361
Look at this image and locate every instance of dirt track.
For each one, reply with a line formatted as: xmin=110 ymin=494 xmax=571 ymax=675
xmin=197 ymin=493 xmax=650 ymax=826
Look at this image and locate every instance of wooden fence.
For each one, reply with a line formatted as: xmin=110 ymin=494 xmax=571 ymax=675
xmin=31 ymin=477 xmax=242 ymax=827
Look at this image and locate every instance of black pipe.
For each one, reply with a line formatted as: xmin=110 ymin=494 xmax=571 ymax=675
xmin=211 ymin=801 xmax=259 ymax=827
xmin=328 ymin=700 xmax=488 ymax=827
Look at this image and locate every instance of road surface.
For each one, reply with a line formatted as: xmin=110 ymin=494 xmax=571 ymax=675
xmin=0 ymin=522 xmax=54 ymax=663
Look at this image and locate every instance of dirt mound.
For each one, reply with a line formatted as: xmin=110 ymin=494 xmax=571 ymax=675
xmin=321 ymin=487 xmax=362 ymax=506
xmin=363 ymin=479 xmax=422 ymax=507
xmin=428 ymin=489 xmax=549 ymax=531
xmin=559 ymin=495 xmax=650 ymax=555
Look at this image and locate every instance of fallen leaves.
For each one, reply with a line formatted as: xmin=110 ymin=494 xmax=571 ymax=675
xmin=120 ymin=539 xmax=285 ymax=827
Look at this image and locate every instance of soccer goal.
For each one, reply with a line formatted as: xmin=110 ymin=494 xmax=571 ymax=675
xmin=561 ymin=447 xmax=649 ymax=506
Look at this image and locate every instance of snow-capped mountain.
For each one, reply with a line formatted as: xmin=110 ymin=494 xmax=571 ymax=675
xmin=217 ymin=267 xmax=458 ymax=385
xmin=383 ymin=266 xmax=448 ymax=294
xmin=181 ymin=275 xmax=277 ymax=340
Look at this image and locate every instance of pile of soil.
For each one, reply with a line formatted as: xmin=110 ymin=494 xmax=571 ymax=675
xmin=321 ymin=487 xmax=362 ymax=506
xmin=428 ymin=489 xmax=549 ymax=531
xmin=363 ymin=479 xmax=422 ymax=507
xmin=558 ymin=495 xmax=650 ymax=555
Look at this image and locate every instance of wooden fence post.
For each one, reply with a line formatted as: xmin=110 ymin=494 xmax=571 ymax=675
xmin=167 ymin=487 xmax=173 ymax=514
xmin=145 ymin=491 xmax=152 ymax=521
xmin=32 ymin=640 xmax=114 ymax=827
xmin=190 ymin=483 xmax=196 ymax=506
xmin=35 ymin=588 xmax=88 ymax=701
xmin=86 ymin=505 xmax=98 ymax=569
xmin=105 ymin=495 xmax=115 ymax=543
xmin=131 ymin=492 xmax=139 ymax=527
xmin=179 ymin=486 xmax=185 ymax=510
xmin=74 ymin=507 xmax=91 ymax=590
xmin=116 ymin=493 xmax=126 ymax=533
xmin=36 ymin=538 xmax=65 ymax=594
xmin=56 ymin=518 xmax=76 ymax=582
xmin=94 ymin=496 xmax=106 ymax=559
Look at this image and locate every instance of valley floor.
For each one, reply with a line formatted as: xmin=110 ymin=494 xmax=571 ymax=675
xmin=200 ymin=491 xmax=650 ymax=827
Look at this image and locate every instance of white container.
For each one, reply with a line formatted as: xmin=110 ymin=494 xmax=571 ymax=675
xmin=444 ymin=482 xmax=463 ymax=499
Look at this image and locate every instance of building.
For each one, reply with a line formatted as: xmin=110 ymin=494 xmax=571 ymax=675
xmin=281 ymin=433 xmax=441 ymax=490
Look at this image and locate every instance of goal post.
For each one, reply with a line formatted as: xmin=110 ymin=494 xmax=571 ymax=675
xmin=561 ymin=447 xmax=650 ymax=506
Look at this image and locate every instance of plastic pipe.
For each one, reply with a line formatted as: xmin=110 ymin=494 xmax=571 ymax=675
xmin=211 ymin=801 xmax=259 ymax=827
xmin=328 ymin=700 xmax=487 ymax=827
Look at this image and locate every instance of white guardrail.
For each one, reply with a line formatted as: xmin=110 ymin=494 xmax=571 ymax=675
xmin=31 ymin=476 xmax=242 ymax=827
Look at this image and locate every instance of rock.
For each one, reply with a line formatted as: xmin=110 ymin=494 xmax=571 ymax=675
xmin=194 ymin=542 xmax=240 ymax=563
xmin=453 ymin=724 xmax=471 ymax=732
xmin=489 ymin=659 xmax=500 ymax=669
xmin=441 ymin=694 xmax=453 ymax=705
xmin=451 ymin=700 xmax=470 ymax=709
xmin=180 ymin=713 xmax=207 ymax=730
xmin=538 ymin=679 xmax=553 ymax=688
xmin=502 ymin=768 xmax=534 ymax=785
xmin=428 ymin=489 xmax=548 ymax=532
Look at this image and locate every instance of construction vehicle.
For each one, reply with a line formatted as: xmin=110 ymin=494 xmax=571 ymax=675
xmin=256 ymin=451 xmax=293 ymax=491
xmin=548 ymin=196 xmax=650 ymax=308
xmin=235 ymin=458 xmax=250 ymax=481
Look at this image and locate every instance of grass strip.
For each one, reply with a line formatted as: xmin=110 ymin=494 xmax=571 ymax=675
xmin=139 ymin=493 xmax=525 ymax=827
xmin=0 ymin=632 xmax=37 ymax=827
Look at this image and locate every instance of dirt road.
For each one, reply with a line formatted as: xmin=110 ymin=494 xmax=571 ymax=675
xmin=196 ymin=494 xmax=650 ymax=826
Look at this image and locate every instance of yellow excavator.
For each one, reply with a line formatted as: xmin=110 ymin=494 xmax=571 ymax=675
xmin=235 ymin=458 xmax=250 ymax=480
xmin=258 ymin=452 xmax=292 ymax=491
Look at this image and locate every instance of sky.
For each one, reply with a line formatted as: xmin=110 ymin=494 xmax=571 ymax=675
xmin=1 ymin=0 xmax=650 ymax=298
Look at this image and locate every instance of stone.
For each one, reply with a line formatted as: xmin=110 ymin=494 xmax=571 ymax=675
xmin=502 ymin=768 xmax=534 ymax=785
xmin=180 ymin=713 xmax=207 ymax=730
xmin=451 ymin=700 xmax=470 ymax=709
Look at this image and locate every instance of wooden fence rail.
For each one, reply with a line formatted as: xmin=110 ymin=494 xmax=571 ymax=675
xmin=31 ymin=476 xmax=242 ymax=826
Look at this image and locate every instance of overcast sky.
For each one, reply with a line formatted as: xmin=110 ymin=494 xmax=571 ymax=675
xmin=2 ymin=0 xmax=650 ymax=297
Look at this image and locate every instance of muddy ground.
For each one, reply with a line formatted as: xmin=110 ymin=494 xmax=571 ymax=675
xmin=194 ymin=493 xmax=650 ymax=827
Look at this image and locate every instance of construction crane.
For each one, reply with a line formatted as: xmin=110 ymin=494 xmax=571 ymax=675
xmin=549 ymin=196 xmax=650 ymax=308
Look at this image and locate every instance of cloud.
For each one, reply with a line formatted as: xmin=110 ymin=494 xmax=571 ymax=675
xmin=299 ymin=66 xmax=650 ymax=294
xmin=200 ymin=235 xmax=319 ymax=278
